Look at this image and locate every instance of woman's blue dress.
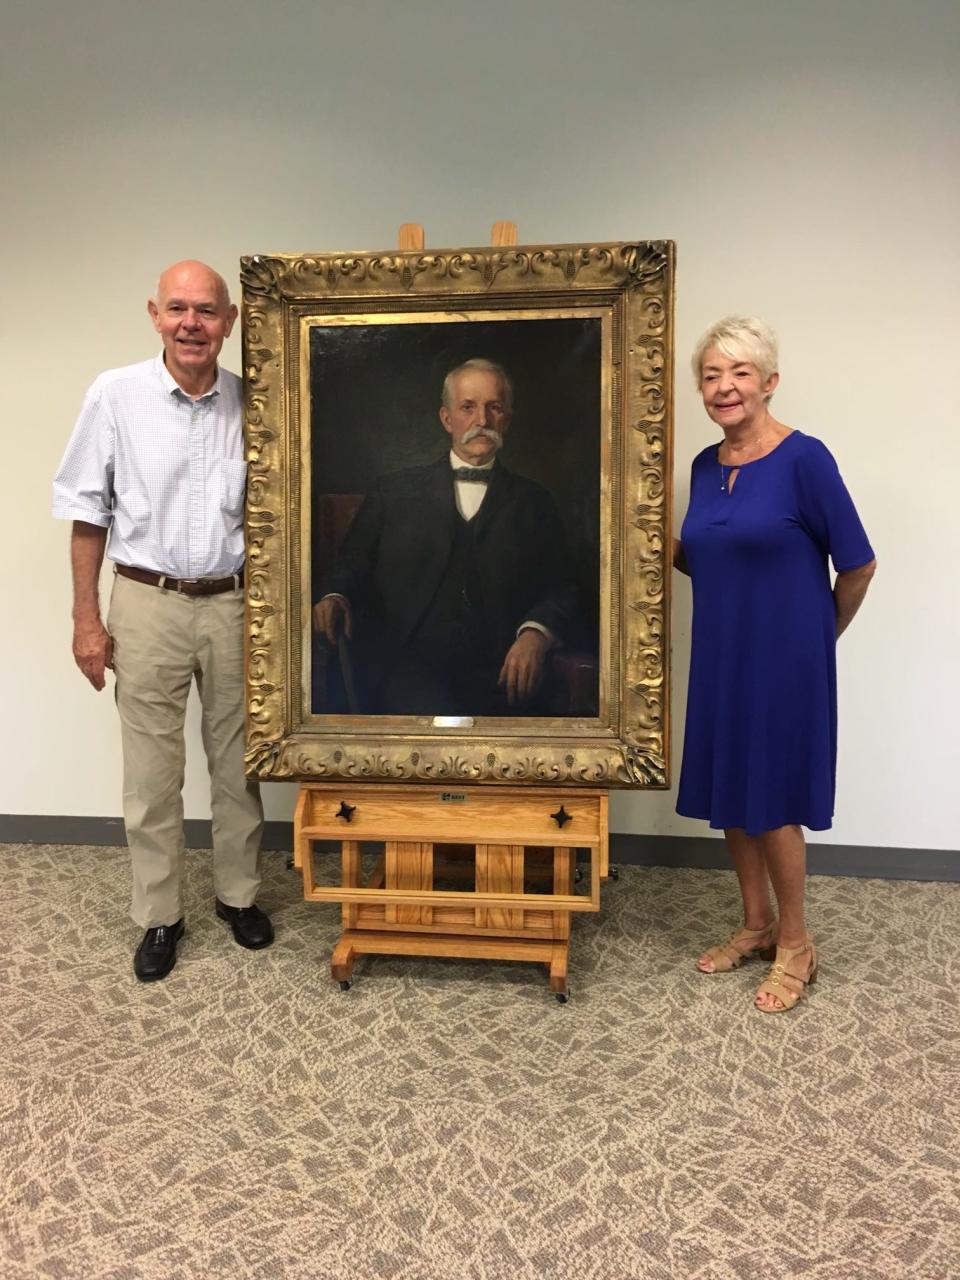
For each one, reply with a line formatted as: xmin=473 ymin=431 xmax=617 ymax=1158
xmin=677 ymin=431 xmax=874 ymax=836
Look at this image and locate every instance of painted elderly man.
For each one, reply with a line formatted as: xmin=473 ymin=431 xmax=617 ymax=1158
xmin=314 ymin=358 xmax=582 ymax=715
xmin=53 ymin=260 xmax=272 ymax=981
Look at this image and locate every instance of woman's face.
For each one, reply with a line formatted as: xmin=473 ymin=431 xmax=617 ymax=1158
xmin=700 ymin=346 xmax=778 ymax=432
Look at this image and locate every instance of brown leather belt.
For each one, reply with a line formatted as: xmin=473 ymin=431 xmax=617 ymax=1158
xmin=116 ymin=564 xmax=243 ymax=596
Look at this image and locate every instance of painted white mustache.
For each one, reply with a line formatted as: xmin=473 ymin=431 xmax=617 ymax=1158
xmin=461 ymin=426 xmax=503 ymax=450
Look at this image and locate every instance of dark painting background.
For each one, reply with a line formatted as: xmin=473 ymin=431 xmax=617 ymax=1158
xmin=308 ymin=315 xmax=602 ymax=714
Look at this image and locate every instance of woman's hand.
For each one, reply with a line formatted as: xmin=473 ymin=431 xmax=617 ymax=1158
xmin=835 ymin=558 xmax=877 ymax=637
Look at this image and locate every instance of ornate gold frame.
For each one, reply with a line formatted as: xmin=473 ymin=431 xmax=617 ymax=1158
xmin=241 ymin=241 xmax=674 ymax=787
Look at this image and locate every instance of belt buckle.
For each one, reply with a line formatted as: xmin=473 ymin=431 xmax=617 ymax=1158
xmin=177 ymin=577 xmax=202 ymax=594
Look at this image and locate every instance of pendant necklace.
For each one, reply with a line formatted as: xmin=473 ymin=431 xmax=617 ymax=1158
xmin=719 ymin=430 xmax=764 ymax=492
xmin=720 ymin=454 xmax=749 ymax=493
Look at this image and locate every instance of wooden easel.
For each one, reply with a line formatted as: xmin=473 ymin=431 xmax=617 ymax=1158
xmin=294 ymin=222 xmax=609 ymax=1001
xmin=293 ymin=783 xmax=607 ymax=1001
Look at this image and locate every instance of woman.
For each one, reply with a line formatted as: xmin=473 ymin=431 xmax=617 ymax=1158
xmin=674 ymin=316 xmax=875 ymax=1012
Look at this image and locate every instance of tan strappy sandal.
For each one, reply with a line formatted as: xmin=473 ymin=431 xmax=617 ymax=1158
xmin=697 ymin=923 xmax=778 ymax=973
xmin=754 ymin=939 xmax=818 ymax=1012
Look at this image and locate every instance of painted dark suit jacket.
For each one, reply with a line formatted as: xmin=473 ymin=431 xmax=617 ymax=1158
xmin=318 ymin=455 xmax=580 ymax=689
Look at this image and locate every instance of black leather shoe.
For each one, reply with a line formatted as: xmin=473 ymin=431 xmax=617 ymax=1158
xmin=134 ymin=919 xmax=185 ymax=982
xmin=215 ymin=899 xmax=274 ymax=950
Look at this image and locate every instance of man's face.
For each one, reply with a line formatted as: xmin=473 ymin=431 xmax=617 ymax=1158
xmin=147 ymin=262 xmax=237 ymax=391
xmin=439 ymin=369 xmax=512 ymax=465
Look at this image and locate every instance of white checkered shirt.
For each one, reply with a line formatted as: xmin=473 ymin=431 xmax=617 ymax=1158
xmin=52 ymin=355 xmax=248 ymax=578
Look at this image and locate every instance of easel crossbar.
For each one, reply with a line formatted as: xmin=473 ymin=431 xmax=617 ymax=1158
xmin=304 ymin=885 xmax=600 ymax=912
xmin=299 ymin=827 xmax=600 ymax=847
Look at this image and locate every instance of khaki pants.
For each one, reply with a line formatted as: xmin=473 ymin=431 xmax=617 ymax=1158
xmin=107 ymin=573 xmax=263 ymax=928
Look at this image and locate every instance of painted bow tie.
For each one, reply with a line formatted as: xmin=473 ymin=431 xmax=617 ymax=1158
xmin=452 ymin=467 xmax=493 ymax=483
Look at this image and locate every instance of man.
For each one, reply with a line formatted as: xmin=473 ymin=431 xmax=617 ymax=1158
xmin=52 ymin=260 xmax=272 ymax=982
xmin=313 ymin=358 xmax=584 ymax=715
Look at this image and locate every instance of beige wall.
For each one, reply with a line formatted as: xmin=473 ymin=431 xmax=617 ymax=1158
xmin=6 ymin=0 xmax=958 ymax=850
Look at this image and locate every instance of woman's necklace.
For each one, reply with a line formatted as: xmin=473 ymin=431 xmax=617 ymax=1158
xmin=719 ymin=426 xmax=767 ymax=492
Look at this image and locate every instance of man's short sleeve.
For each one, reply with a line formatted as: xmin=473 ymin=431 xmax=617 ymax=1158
xmin=52 ymin=379 xmax=115 ymax=526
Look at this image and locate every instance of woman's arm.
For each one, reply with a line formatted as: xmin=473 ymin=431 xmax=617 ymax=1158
xmin=673 ymin=538 xmax=689 ymax=576
xmin=834 ymin=558 xmax=876 ymax=637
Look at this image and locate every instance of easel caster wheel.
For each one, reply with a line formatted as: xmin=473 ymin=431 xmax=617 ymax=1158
xmin=574 ymin=866 xmax=584 ymax=884
xmin=555 ymin=991 xmax=569 ymax=1004
xmin=286 ymin=856 xmax=295 ymax=871
xmin=339 ymin=980 xmax=351 ymax=992
xmin=609 ymin=865 xmax=620 ymax=881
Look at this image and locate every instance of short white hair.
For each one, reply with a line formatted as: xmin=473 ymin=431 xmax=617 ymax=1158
xmin=441 ymin=358 xmax=513 ymax=411
xmin=691 ymin=315 xmax=779 ymax=390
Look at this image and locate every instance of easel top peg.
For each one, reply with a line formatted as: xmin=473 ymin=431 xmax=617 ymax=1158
xmin=398 ymin=224 xmax=425 ymax=251
xmin=396 ymin=222 xmax=519 ymax=249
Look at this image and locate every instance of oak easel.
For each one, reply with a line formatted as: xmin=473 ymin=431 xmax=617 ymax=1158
xmin=293 ymin=222 xmax=610 ymax=1001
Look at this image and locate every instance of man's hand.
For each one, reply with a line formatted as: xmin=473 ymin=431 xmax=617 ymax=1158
xmin=73 ymin=617 xmax=113 ymax=691
xmin=313 ymin=595 xmax=353 ymax=646
xmin=498 ymin=628 xmax=549 ymax=706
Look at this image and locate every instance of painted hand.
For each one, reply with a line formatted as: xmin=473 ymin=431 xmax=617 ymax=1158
xmin=313 ymin=596 xmax=353 ymax=646
xmin=498 ymin=628 xmax=549 ymax=706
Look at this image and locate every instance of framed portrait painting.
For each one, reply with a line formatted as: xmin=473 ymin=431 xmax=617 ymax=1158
xmin=241 ymin=240 xmax=674 ymax=788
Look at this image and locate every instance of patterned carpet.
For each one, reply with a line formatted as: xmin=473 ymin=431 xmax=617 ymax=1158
xmin=1 ymin=840 xmax=958 ymax=1280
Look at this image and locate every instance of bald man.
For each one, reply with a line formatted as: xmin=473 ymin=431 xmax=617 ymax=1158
xmin=53 ymin=261 xmax=272 ymax=981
